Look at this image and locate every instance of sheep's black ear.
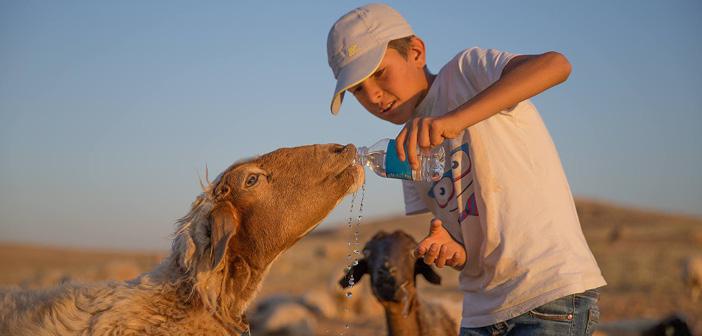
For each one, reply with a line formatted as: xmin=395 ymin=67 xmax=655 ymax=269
xmin=339 ymin=259 xmax=368 ymax=289
xmin=209 ymin=202 xmax=240 ymax=269
xmin=415 ymin=259 xmax=442 ymax=285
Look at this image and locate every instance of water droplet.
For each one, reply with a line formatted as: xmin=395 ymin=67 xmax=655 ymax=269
xmin=340 ymin=182 xmax=364 ymax=335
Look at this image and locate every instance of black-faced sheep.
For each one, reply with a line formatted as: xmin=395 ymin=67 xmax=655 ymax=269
xmin=340 ymin=230 xmax=458 ymax=336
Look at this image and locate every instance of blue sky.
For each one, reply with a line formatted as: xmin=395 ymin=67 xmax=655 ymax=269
xmin=1 ymin=1 xmax=700 ymax=250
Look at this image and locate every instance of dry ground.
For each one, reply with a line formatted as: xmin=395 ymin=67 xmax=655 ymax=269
xmin=1 ymin=199 xmax=700 ymax=335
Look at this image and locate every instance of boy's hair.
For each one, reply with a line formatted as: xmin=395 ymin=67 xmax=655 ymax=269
xmin=387 ymin=35 xmax=416 ymax=59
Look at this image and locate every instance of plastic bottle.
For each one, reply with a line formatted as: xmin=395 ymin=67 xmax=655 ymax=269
xmin=356 ymin=138 xmax=445 ymax=182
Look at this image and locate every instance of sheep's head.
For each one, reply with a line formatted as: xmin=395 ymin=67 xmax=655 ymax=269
xmin=171 ymin=144 xmax=363 ymax=328
xmin=339 ymin=231 xmax=441 ymax=313
xmin=208 ymin=143 xmax=363 ymax=258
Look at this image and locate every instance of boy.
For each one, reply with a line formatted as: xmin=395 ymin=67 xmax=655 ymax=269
xmin=326 ymin=3 xmax=606 ymax=336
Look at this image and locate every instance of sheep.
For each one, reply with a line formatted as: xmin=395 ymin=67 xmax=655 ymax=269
xmin=339 ymin=230 xmax=458 ymax=336
xmin=595 ymin=314 xmax=693 ymax=336
xmin=682 ymin=255 xmax=702 ymax=302
xmin=248 ymin=295 xmax=318 ymax=336
xmin=0 ymin=143 xmax=364 ymax=336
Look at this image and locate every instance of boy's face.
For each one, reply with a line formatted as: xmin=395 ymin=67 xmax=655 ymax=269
xmin=348 ymin=39 xmax=430 ymax=125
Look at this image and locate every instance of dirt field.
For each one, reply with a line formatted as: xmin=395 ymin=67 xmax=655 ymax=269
xmin=1 ymin=199 xmax=700 ymax=335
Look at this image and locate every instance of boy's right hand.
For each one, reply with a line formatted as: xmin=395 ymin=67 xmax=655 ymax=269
xmin=395 ymin=115 xmax=463 ymax=170
xmin=416 ymin=218 xmax=466 ymax=269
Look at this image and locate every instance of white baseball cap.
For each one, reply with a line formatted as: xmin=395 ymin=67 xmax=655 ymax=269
xmin=326 ymin=3 xmax=414 ymax=115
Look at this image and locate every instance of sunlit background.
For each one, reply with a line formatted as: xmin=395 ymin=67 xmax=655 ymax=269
xmin=1 ymin=1 xmax=700 ymax=250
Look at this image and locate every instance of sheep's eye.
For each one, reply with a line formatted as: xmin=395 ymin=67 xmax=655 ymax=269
xmin=245 ymin=174 xmax=259 ymax=187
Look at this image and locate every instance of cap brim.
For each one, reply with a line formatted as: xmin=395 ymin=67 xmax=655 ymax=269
xmin=330 ymin=43 xmax=387 ymax=115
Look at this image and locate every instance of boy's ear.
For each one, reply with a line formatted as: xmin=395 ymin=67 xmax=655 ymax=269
xmin=339 ymin=259 xmax=368 ymax=289
xmin=209 ymin=202 xmax=240 ymax=269
xmin=415 ymin=258 xmax=441 ymax=285
xmin=408 ymin=36 xmax=427 ymax=67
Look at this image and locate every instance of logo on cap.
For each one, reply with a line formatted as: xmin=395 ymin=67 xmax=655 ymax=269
xmin=347 ymin=44 xmax=359 ymax=58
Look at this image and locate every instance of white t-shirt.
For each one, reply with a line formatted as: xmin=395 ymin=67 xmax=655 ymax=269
xmin=403 ymin=47 xmax=606 ymax=328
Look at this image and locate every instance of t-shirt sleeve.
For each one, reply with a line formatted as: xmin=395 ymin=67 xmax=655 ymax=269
xmin=402 ymin=180 xmax=430 ymax=216
xmin=459 ymin=47 xmax=518 ymax=93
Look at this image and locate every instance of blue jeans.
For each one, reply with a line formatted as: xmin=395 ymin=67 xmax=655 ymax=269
xmin=459 ymin=289 xmax=601 ymax=336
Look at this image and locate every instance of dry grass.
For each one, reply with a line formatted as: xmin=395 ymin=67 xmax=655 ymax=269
xmin=1 ymin=198 xmax=700 ymax=334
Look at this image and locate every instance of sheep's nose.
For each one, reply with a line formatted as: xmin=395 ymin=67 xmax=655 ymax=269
xmin=373 ymin=272 xmax=398 ymax=301
xmin=331 ymin=144 xmax=355 ymax=155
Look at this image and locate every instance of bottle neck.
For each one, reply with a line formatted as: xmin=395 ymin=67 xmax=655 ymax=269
xmin=356 ymin=146 xmax=369 ymax=166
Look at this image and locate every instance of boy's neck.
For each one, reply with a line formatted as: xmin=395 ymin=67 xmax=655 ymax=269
xmin=424 ymin=68 xmax=436 ymax=89
xmin=410 ymin=68 xmax=436 ymax=117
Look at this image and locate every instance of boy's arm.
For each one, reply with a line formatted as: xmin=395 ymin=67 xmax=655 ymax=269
xmin=396 ymin=51 xmax=572 ymax=169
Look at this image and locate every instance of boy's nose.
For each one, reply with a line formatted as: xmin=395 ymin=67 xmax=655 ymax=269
xmin=361 ymin=81 xmax=383 ymax=105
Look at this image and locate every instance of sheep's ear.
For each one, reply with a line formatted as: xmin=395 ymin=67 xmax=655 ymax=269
xmin=209 ymin=202 xmax=240 ymax=269
xmin=415 ymin=259 xmax=442 ymax=285
xmin=339 ymin=259 xmax=368 ymax=289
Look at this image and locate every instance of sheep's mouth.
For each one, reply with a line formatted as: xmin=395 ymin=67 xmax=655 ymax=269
xmin=344 ymin=164 xmax=365 ymax=194
xmin=372 ymin=274 xmax=400 ymax=302
xmin=375 ymin=288 xmax=399 ymax=302
xmin=335 ymin=145 xmax=364 ymax=194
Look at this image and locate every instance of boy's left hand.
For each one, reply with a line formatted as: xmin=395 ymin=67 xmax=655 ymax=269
xmin=395 ymin=115 xmax=462 ymax=170
xmin=416 ymin=218 xmax=466 ymax=269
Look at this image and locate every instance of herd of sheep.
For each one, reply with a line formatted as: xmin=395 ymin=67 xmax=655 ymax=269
xmin=0 ymin=144 xmax=700 ymax=335
xmin=1 ymin=232 xmax=700 ymax=335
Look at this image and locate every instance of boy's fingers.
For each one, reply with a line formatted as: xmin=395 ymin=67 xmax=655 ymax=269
xmin=446 ymin=254 xmax=457 ymax=267
xmin=430 ymin=119 xmax=444 ymax=147
xmin=428 ymin=218 xmax=443 ymax=235
xmin=451 ymin=251 xmax=466 ymax=267
xmin=423 ymin=243 xmax=440 ymax=265
xmin=395 ymin=127 xmax=408 ymax=162
xmin=416 ymin=238 xmax=431 ymax=256
xmin=415 ymin=244 xmax=427 ymax=257
xmin=418 ymin=117 xmax=432 ymax=150
xmin=435 ymin=245 xmax=449 ymax=268
xmin=407 ymin=118 xmax=420 ymax=169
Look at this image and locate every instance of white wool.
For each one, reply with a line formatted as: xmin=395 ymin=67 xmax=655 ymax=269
xmin=0 ymin=186 xmax=248 ymax=335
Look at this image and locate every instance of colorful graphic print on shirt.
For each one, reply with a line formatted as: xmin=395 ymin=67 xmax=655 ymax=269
xmin=427 ymin=143 xmax=479 ymax=222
